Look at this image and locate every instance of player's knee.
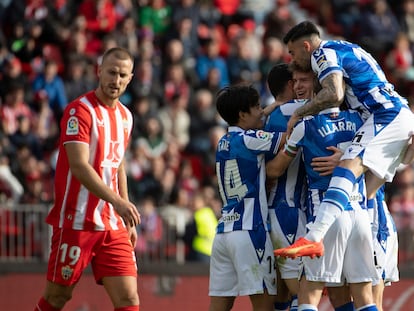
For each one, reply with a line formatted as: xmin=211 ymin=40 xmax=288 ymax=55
xmin=114 ymin=292 xmax=140 ymax=308
xmin=45 ymin=292 xmax=73 ymax=309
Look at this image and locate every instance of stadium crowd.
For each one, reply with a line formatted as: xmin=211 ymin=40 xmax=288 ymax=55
xmin=1 ymin=0 xmax=414 ymax=263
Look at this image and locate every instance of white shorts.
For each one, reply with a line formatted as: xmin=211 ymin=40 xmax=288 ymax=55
xmin=269 ymin=208 xmax=307 ymax=279
xmin=341 ymin=107 xmax=414 ymax=182
xmin=303 ymin=208 xmax=378 ymax=285
xmin=372 ymin=202 xmax=400 ymax=285
xmin=209 ymin=226 xmax=277 ymax=297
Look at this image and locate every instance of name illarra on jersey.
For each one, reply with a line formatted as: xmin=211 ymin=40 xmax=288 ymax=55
xmin=317 ymin=118 xmax=358 ymax=137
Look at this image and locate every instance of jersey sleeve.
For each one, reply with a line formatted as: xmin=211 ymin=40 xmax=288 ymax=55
xmin=244 ymin=129 xmax=283 ymax=156
xmin=312 ymin=47 xmax=342 ymax=82
xmin=284 ymin=120 xmax=305 ymax=157
xmin=60 ymin=101 xmax=92 ymax=145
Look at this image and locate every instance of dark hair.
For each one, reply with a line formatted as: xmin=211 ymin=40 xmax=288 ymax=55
xmin=267 ymin=63 xmax=292 ymax=98
xmin=283 ymin=21 xmax=320 ymax=44
xmin=215 ymin=84 xmax=260 ymax=125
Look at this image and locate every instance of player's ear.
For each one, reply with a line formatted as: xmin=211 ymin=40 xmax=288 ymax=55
xmin=303 ymin=40 xmax=311 ymax=52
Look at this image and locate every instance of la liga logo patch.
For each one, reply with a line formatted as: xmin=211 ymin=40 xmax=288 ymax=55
xmin=256 ymin=130 xmax=271 ymax=140
xmin=66 ymin=116 xmax=79 ymax=135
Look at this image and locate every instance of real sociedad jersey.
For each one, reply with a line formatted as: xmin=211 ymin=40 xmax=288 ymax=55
xmin=264 ymin=99 xmax=308 ymax=211
xmin=285 ymin=108 xmax=363 ymax=189
xmin=311 ymin=40 xmax=408 ymax=118
xmin=284 ymin=108 xmax=365 ymax=215
xmin=215 ymin=126 xmax=283 ymax=233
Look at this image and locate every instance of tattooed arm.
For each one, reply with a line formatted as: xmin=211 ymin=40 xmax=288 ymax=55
xmin=286 ymin=72 xmax=345 ymax=134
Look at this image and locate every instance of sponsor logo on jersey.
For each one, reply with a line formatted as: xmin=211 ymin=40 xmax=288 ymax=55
xmin=256 ymin=130 xmax=272 ymax=141
xmin=222 ymin=212 xmax=240 ymax=223
xmin=61 ymin=265 xmax=73 ymax=280
xmin=66 ymin=116 xmax=79 ymax=135
xmin=349 ymin=192 xmax=362 ymax=202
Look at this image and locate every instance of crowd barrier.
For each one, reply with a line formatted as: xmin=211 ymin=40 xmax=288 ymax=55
xmin=1 ymin=203 xmax=414 ymax=271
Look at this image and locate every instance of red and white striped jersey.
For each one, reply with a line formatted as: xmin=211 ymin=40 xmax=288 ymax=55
xmin=46 ymin=91 xmax=133 ymax=231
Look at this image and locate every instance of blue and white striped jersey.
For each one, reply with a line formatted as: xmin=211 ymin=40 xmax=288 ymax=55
xmin=311 ymin=40 xmax=408 ymax=118
xmin=215 ymin=126 xmax=283 ymax=233
xmin=285 ymin=108 xmax=364 ymax=190
xmin=264 ymin=99 xmax=308 ymax=211
xmin=285 ymin=108 xmax=365 ymax=218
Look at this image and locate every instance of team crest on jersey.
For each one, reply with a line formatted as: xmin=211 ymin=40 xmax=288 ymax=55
xmin=61 ymin=265 xmax=73 ymax=280
xmin=66 ymin=116 xmax=79 ymax=135
xmin=256 ymin=130 xmax=271 ymax=141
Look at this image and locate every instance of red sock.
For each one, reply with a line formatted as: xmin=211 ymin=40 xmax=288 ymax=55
xmin=114 ymin=306 xmax=139 ymax=311
xmin=34 ymin=297 xmax=61 ymax=311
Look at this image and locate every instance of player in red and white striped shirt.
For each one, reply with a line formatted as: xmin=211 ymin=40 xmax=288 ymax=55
xmin=35 ymin=47 xmax=141 ymax=311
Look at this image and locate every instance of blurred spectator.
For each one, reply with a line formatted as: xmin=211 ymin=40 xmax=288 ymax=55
xmin=357 ymin=0 xmax=401 ymax=60
xmin=162 ymin=38 xmax=199 ymax=88
xmin=388 ymin=165 xmax=414 ymax=262
xmin=0 ymin=147 xmax=23 ymax=204
xmin=329 ymin=0 xmax=361 ymax=39
xmin=126 ymin=141 xmax=149 ymax=203
xmin=171 ymin=0 xmax=201 ymax=48
xmin=32 ymin=59 xmax=68 ymax=121
xmin=158 ymin=92 xmax=190 ymax=151
xmin=0 ymin=56 xmax=32 ymax=103
xmin=127 ymin=59 xmax=164 ymax=106
xmin=259 ymin=37 xmax=287 ymax=100
xmin=177 ymin=158 xmax=200 ymax=199
xmin=138 ymin=0 xmax=172 ymax=47
xmin=159 ymin=186 xmax=192 ymax=242
xmin=64 ymin=16 xmax=98 ymax=60
xmin=0 ymin=84 xmax=32 ymax=136
xmin=186 ymin=89 xmax=218 ymax=155
xmin=30 ymin=89 xmax=59 ymax=154
xmin=237 ymin=0 xmax=275 ymax=33
xmin=113 ymin=14 xmax=139 ymax=58
xmin=384 ymin=32 xmax=414 ymax=96
xmin=214 ymin=0 xmax=240 ymax=30
xmin=8 ymin=114 xmax=43 ymax=160
xmin=163 ymin=63 xmax=191 ymax=104
xmin=183 ymin=189 xmax=218 ymax=262
xmin=78 ymin=0 xmax=117 ymax=35
xmin=134 ymin=115 xmax=168 ymax=160
xmin=226 ymin=32 xmax=261 ymax=87
xmin=63 ymin=55 xmax=96 ymax=102
xmin=396 ymin=0 xmax=414 ymax=44
xmin=203 ymin=125 xmax=227 ymax=182
xmin=18 ymin=149 xmax=51 ymax=203
xmin=135 ymin=196 xmax=163 ymax=259
xmin=114 ymin=0 xmax=135 ymax=23
xmin=129 ymin=96 xmax=157 ymax=140
xmin=198 ymin=67 xmax=222 ymax=96
xmin=263 ymin=0 xmax=298 ymax=41
xmin=196 ymin=38 xmax=230 ymax=89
